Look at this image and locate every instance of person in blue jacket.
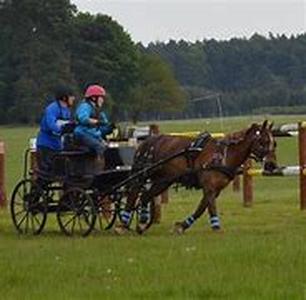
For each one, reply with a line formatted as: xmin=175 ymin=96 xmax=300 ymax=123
xmin=36 ymin=85 xmax=75 ymax=173
xmin=74 ymin=84 xmax=114 ymax=159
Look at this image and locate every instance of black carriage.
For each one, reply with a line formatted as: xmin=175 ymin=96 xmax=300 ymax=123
xmin=10 ymin=141 xmax=155 ymax=237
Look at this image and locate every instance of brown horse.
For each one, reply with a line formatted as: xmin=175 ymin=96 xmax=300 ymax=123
xmin=116 ymin=120 xmax=276 ymax=234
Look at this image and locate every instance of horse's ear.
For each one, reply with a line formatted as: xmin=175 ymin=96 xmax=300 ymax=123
xmin=261 ymin=120 xmax=268 ymax=131
xmin=268 ymin=121 xmax=274 ymax=130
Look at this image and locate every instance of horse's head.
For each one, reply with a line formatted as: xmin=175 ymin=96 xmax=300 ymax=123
xmin=246 ymin=120 xmax=276 ymax=164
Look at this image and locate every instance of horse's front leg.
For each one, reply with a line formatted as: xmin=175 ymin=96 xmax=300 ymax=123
xmin=207 ymin=195 xmax=221 ymax=231
xmin=174 ymin=190 xmax=217 ymax=234
xmin=136 ymin=181 xmax=171 ymax=234
xmin=114 ymin=188 xmax=139 ymax=235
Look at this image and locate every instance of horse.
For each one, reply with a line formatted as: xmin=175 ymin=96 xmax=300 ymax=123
xmin=115 ymin=120 xmax=276 ymax=235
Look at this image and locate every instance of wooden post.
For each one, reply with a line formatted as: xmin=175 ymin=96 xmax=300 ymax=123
xmin=152 ymin=196 xmax=162 ymax=224
xmin=30 ymin=150 xmax=38 ymax=180
xmin=243 ymin=159 xmax=253 ymax=207
xmin=149 ymin=124 xmax=160 ymax=135
xmin=298 ymin=122 xmax=306 ymax=210
xmin=0 ymin=142 xmax=6 ymax=207
xmin=160 ymin=190 xmax=169 ymax=204
xmin=232 ymin=175 xmax=240 ymax=192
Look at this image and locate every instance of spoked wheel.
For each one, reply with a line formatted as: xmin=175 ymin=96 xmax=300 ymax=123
xmin=95 ymin=193 xmax=117 ymax=231
xmin=10 ymin=179 xmax=48 ymax=235
xmin=57 ymin=187 xmax=96 ymax=237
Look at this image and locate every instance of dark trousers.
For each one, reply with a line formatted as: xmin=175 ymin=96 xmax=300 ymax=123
xmin=74 ymin=134 xmax=107 ymax=158
xmin=36 ymin=146 xmax=58 ymax=174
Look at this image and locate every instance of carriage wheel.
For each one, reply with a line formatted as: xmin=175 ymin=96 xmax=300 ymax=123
xmin=10 ymin=179 xmax=48 ymax=235
xmin=57 ymin=187 xmax=96 ymax=237
xmin=96 ymin=193 xmax=117 ymax=231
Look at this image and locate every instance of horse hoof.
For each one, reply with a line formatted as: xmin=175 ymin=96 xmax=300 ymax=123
xmin=136 ymin=223 xmax=146 ymax=235
xmin=211 ymin=226 xmax=224 ymax=233
xmin=114 ymin=224 xmax=129 ymax=235
xmin=173 ymin=222 xmax=185 ymax=235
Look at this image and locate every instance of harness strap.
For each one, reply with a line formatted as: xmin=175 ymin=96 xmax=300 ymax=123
xmin=203 ymin=164 xmax=238 ymax=180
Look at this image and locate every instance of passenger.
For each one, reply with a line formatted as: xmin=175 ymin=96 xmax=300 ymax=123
xmin=36 ymin=85 xmax=76 ymax=174
xmin=74 ymin=84 xmax=114 ymax=160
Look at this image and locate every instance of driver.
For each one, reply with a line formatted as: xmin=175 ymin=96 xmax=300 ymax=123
xmin=36 ymin=85 xmax=76 ymax=174
xmin=74 ymin=84 xmax=114 ymax=160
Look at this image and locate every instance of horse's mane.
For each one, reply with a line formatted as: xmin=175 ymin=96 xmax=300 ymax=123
xmin=221 ymin=127 xmax=252 ymax=145
xmin=221 ymin=123 xmax=263 ymax=145
xmin=224 ymin=128 xmax=246 ymax=140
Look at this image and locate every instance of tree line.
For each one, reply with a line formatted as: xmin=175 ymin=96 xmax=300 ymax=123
xmin=146 ymin=34 xmax=306 ymax=118
xmin=0 ymin=0 xmax=184 ymax=124
xmin=1 ymin=0 xmax=305 ymax=124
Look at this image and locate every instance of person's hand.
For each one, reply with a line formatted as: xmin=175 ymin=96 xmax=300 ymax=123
xmin=89 ymin=118 xmax=100 ymax=126
xmin=62 ymin=121 xmax=76 ymax=134
xmin=110 ymin=122 xmax=116 ymax=130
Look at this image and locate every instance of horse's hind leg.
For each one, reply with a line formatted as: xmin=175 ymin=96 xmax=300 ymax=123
xmin=174 ymin=190 xmax=217 ymax=234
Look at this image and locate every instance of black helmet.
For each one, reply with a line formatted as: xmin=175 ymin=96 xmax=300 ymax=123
xmin=54 ymin=85 xmax=74 ymax=101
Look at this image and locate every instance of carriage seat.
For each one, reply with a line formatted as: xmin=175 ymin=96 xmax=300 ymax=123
xmin=48 ymin=145 xmax=100 ymax=178
xmin=56 ymin=148 xmax=93 ymax=158
xmin=62 ymin=133 xmax=136 ymax=171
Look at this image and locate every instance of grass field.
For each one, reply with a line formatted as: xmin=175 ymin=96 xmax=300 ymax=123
xmin=0 ymin=115 xmax=306 ymax=299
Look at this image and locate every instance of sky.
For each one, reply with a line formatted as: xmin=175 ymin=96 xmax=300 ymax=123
xmin=72 ymin=0 xmax=306 ymax=45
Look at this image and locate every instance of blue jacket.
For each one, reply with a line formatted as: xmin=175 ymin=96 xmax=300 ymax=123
xmin=74 ymin=100 xmax=113 ymax=140
xmin=37 ymin=100 xmax=72 ymax=150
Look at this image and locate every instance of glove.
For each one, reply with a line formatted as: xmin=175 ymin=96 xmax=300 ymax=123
xmin=110 ymin=122 xmax=116 ymax=130
xmin=62 ymin=121 xmax=76 ymax=134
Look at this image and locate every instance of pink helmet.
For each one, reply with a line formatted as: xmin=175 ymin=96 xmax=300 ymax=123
xmin=85 ymin=85 xmax=106 ymax=98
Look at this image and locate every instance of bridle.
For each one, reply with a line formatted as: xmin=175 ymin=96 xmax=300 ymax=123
xmin=249 ymin=128 xmax=274 ymax=162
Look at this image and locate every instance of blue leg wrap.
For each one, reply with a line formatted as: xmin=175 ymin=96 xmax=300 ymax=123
xmin=184 ymin=215 xmax=195 ymax=228
xmin=210 ymin=215 xmax=220 ymax=229
xmin=120 ymin=210 xmax=132 ymax=226
xmin=139 ymin=206 xmax=150 ymax=224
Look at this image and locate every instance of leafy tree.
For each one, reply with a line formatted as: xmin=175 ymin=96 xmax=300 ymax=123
xmin=147 ymin=34 xmax=306 ymax=117
xmin=70 ymin=12 xmax=139 ymax=109
xmin=127 ymin=53 xmax=186 ymax=123
xmin=0 ymin=0 xmax=77 ymax=123
xmin=2 ymin=0 xmax=306 ymax=123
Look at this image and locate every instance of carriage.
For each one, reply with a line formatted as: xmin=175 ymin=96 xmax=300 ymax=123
xmin=10 ymin=121 xmax=276 ymax=236
xmin=10 ymin=139 xmax=156 ymax=237
xmin=10 ymin=126 xmax=197 ymax=237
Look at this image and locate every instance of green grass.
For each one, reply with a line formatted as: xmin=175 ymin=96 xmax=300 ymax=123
xmin=0 ymin=115 xmax=306 ymax=299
